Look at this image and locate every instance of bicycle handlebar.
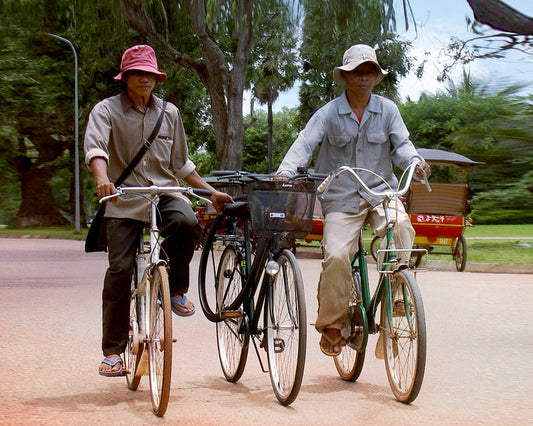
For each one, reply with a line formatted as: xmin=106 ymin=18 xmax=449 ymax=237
xmin=211 ymin=170 xmax=267 ymax=182
xmin=99 ymin=185 xmax=213 ymax=204
xmin=317 ymin=162 xmax=431 ymax=199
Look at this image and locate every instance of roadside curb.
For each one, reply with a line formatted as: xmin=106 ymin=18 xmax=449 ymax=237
xmin=425 ymin=260 xmax=533 ymax=274
xmin=295 ymin=247 xmax=533 ymax=274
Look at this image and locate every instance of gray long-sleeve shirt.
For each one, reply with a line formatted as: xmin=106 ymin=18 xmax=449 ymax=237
xmin=277 ymin=92 xmax=424 ymax=215
xmin=84 ymin=93 xmax=196 ymax=221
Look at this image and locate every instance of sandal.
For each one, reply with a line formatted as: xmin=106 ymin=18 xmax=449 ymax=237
xmin=99 ymin=356 xmax=124 ymax=377
xmin=171 ymin=294 xmax=195 ymax=317
xmin=319 ymin=329 xmax=342 ymax=357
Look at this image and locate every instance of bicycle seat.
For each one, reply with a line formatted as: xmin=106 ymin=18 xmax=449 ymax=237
xmin=223 ymin=200 xmax=249 ymax=217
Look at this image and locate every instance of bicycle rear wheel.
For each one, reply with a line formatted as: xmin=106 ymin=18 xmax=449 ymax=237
xmin=334 ymin=272 xmax=366 ymax=381
xmin=125 ymin=268 xmax=143 ymax=390
xmin=266 ymin=249 xmax=306 ymax=406
xmin=148 ymin=265 xmax=172 ymax=416
xmin=216 ymin=244 xmax=249 ymax=382
xmin=380 ymin=270 xmax=426 ymax=403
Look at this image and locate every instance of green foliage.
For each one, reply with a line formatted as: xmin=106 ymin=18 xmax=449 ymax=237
xmin=400 ymin=73 xmax=533 ymax=224
xmin=248 ymin=0 xmax=299 ymax=105
xmin=297 ymin=0 xmax=412 ymax=125
xmin=243 ymin=107 xmax=299 ymax=173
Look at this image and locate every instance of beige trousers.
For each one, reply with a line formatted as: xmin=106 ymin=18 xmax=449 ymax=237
xmin=315 ymin=198 xmax=415 ymax=333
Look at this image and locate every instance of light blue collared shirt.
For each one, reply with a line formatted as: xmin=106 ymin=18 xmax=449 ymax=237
xmin=277 ymin=92 xmax=424 ymax=214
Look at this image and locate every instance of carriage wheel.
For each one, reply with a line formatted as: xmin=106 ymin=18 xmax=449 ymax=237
xmin=453 ymin=236 xmax=467 ymax=272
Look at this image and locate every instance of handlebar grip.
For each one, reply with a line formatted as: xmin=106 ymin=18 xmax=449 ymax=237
xmin=420 ymin=170 xmax=432 ymax=192
xmin=212 ymin=170 xmax=239 ymax=177
xmin=317 ymin=173 xmax=334 ymax=194
xmin=192 ymin=188 xmax=212 ymax=197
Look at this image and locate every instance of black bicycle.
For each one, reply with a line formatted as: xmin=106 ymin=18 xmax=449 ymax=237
xmin=198 ymin=171 xmax=315 ymax=405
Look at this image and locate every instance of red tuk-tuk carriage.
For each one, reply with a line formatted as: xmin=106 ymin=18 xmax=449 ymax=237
xmin=406 ymin=148 xmax=481 ymax=271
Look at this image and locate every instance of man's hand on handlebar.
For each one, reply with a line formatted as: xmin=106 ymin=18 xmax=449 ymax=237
xmin=273 ymin=172 xmax=290 ymax=182
xmin=95 ymin=176 xmax=117 ymax=203
xmin=211 ymin=190 xmax=234 ymax=214
xmin=415 ymin=161 xmax=431 ymax=181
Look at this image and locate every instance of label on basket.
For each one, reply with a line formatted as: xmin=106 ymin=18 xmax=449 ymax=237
xmin=270 ymin=212 xmax=286 ymax=219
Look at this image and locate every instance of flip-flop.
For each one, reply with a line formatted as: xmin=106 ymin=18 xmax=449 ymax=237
xmin=319 ymin=330 xmax=342 ymax=357
xmin=99 ymin=356 xmax=124 ymax=377
xmin=171 ymin=295 xmax=195 ymax=317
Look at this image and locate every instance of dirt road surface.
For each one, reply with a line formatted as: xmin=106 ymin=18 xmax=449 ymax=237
xmin=1 ymin=238 xmax=532 ymax=425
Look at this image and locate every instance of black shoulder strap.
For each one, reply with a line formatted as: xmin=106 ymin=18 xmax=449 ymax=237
xmin=114 ymin=100 xmax=167 ymax=187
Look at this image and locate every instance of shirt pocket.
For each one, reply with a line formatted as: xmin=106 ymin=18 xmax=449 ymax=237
xmin=366 ymin=131 xmax=387 ymax=145
xmin=326 ymin=135 xmax=352 ymax=165
xmin=365 ymin=131 xmax=389 ymax=165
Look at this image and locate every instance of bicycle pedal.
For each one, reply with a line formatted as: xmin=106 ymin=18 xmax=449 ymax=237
xmin=274 ymin=338 xmax=285 ymax=353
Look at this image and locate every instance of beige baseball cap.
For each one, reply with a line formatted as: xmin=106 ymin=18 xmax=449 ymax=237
xmin=333 ymin=44 xmax=388 ymax=86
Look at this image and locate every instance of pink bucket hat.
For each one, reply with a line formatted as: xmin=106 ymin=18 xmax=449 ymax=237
xmin=114 ymin=45 xmax=167 ymax=83
xmin=333 ymin=44 xmax=388 ymax=86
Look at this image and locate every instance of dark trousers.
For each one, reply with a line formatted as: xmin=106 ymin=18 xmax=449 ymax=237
xmin=101 ymin=196 xmax=201 ymax=356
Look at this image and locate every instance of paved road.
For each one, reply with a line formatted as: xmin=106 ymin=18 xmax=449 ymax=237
xmin=1 ymin=238 xmax=532 ymax=425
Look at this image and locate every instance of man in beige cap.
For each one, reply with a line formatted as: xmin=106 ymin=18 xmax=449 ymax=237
xmin=277 ymin=44 xmax=430 ymax=356
xmin=85 ymin=45 xmax=233 ymax=376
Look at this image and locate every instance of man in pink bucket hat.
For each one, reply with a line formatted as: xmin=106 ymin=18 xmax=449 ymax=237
xmin=277 ymin=44 xmax=431 ymax=357
xmin=113 ymin=44 xmax=167 ymax=83
xmin=85 ymin=45 xmax=232 ymax=376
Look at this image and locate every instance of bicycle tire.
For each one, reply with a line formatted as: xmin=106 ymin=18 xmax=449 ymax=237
xmin=148 ymin=265 xmax=172 ymax=417
xmin=454 ymin=236 xmax=467 ymax=272
xmin=370 ymin=236 xmax=382 ymax=262
xmin=215 ymin=244 xmax=250 ymax=382
xmin=380 ymin=270 xmax=426 ymax=404
xmin=334 ymin=271 xmax=366 ymax=381
xmin=125 ymin=269 xmax=143 ymax=390
xmin=199 ymin=216 xmax=230 ymax=321
xmin=265 ymin=249 xmax=306 ymax=406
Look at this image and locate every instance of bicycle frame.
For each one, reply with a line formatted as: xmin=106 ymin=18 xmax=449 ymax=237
xmin=100 ymin=185 xmax=212 ymax=365
xmin=133 ymin=198 xmax=164 ymax=353
xmin=319 ymin=163 xmax=429 ymax=342
xmin=353 ymin=226 xmax=417 ymax=342
xmin=219 ymin=217 xmax=279 ymax=335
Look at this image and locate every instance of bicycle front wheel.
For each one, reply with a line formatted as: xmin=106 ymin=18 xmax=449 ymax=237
xmin=148 ymin=265 xmax=172 ymax=416
xmin=380 ymin=270 xmax=426 ymax=403
xmin=266 ymin=249 xmax=306 ymax=406
xmin=216 ymin=244 xmax=249 ymax=382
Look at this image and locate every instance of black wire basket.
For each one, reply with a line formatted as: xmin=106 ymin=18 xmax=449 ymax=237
xmin=246 ymin=180 xmax=316 ymax=239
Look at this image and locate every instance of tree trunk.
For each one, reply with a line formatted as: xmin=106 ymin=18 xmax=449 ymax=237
xmin=467 ymin=0 xmax=533 ymax=35
xmin=121 ymin=0 xmax=254 ymax=170
xmin=9 ymin=157 xmax=68 ymax=228
xmin=267 ymin=100 xmax=273 ymax=173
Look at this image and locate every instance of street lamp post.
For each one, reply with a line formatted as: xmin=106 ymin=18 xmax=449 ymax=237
xmin=46 ymin=33 xmax=80 ymax=232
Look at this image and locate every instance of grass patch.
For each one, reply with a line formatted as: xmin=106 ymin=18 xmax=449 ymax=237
xmin=1 ymin=224 xmax=532 ymax=264
xmin=422 ymin=240 xmax=533 ymax=264
xmin=463 ymin=224 xmax=533 ymax=238
xmin=297 ymin=224 xmax=533 ymax=264
xmin=0 ymin=226 xmax=87 ymax=241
